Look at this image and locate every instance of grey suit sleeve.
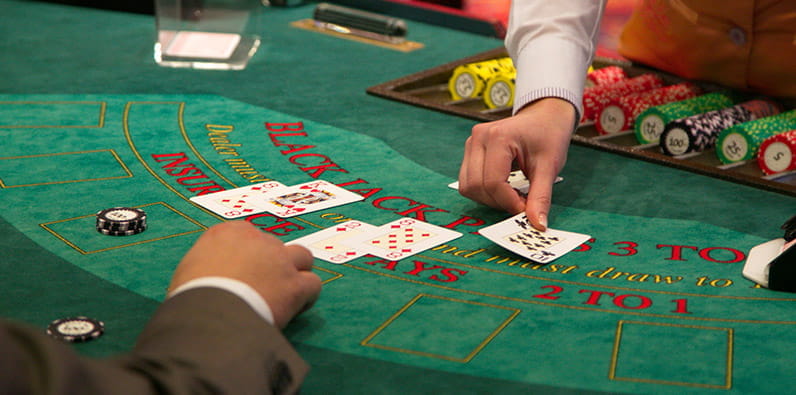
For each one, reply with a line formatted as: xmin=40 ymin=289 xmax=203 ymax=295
xmin=0 ymin=287 xmax=309 ymax=394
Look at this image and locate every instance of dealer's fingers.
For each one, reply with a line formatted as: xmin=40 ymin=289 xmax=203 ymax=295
xmin=482 ymin=131 xmax=525 ymax=214
xmin=458 ymin=133 xmax=488 ymax=202
xmin=524 ymin=163 xmax=557 ymax=231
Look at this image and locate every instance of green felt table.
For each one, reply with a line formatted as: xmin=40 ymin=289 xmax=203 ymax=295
xmin=1 ymin=1 xmax=795 ymax=393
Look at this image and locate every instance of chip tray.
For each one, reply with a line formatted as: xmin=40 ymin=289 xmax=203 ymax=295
xmin=366 ymin=47 xmax=796 ymax=197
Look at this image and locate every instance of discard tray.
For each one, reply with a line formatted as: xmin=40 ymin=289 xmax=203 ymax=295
xmin=366 ymin=47 xmax=796 ymax=198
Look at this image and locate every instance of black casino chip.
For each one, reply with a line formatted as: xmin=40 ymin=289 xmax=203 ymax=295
xmin=97 ymin=223 xmax=147 ymax=236
xmin=47 ymin=316 xmax=104 ymax=343
xmin=96 ymin=207 xmax=147 ymax=236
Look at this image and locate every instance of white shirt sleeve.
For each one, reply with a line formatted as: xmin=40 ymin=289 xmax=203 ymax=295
xmin=506 ymin=0 xmax=607 ymax=120
xmin=167 ymin=277 xmax=275 ymax=326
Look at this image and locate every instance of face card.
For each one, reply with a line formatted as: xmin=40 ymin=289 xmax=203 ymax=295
xmin=287 ymin=220 xmax=378 ymax=264
xmin=260 ymin=180 xmax=364 ymax=218
xmin=346 ymin=217 xmax=463 ymax=261
xmin=479 ymin=213 xmax=590 ymax=263
xmin=190 ymin=181 xmax=287 ymax=219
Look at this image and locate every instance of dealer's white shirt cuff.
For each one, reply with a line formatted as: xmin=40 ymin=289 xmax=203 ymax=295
xmin=168 ymin=277 xmax=275 ymax=326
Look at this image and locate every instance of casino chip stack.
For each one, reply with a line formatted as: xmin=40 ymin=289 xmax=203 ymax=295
xmin=483 ymin=70 xmax=516 ymax=109
xmin=660 ymin=99 xmax=782 ymax=156
xmin=595 ymin=82 xmax=701 ymax=135
xmin=47 ymin=316 xmax=104 ymax=343
xmin=585 ymin=65 xmax=627 ymax=87
xmin=717 ymin=109 xmax=796 ymax=164
xmin=581 ymin=74 xmax=664 ymax=122
xmin=634 ymin=92 xmax=737 ymax=145
xmin=448 ymin=57 xmax=514 ymax=101
xmin=757 ymin=130 xmax=796 ymax=175
xmin=96 ymin=207 xmax=147 ymax=236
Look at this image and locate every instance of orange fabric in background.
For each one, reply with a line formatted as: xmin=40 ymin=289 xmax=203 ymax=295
xmin=618 ymin=0 xmax=796 ymax=98
xmin=461 ymin=0 xmax=510 ymax=24
xmin=460 ymin=0 xmax=640 ymax=58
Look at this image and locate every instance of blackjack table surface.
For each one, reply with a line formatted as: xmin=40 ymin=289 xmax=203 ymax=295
xmin=2 ymin=1 xmax=795 ymax=393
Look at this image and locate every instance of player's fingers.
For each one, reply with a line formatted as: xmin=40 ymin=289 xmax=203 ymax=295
xmin=285 ymin=244 xmax=314 ymax=271
xmin=295 ymin=271 xmax=322 ymax=314
xmin=524 ymin=165 xmax=556 ymax=231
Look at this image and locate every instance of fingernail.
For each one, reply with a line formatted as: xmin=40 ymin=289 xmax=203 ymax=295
xmin=538 ymin=214 xmax=548 ymax=230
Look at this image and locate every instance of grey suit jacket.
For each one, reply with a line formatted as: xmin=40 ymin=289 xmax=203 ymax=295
xmin=0 ymin=287 xmax=309 ymax=394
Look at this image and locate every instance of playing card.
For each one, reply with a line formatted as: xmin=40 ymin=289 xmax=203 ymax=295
xmin=448 ymin=172 xmax=563 ymax=194
xmin=479 ymin=213 xmax=590 ymax=263
xmin=346 ymin=217 xmax=463 ymax=261
xmin=260 ymin=180 xmax=364 ymax=218
xmin=287 ymin=220 xmax=378 ymax=264
xmin=163 ymin=31 xmax=242 ymax=60
xmin=190 ymin=181 xmax=287 ymax=218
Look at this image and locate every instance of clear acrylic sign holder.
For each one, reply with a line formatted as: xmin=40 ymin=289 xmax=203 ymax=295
xmin=155 ymin=0 xmax=262 ymax=70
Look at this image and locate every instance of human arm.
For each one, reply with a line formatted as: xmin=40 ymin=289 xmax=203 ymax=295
xmin=458 ymin=0 xmax=606 ymax=230
xmin=0 ymin=221 xmax=322 ymax=394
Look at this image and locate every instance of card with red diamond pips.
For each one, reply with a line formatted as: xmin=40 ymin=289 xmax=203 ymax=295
xmin=287 ymin=220 xmax=378 ymax=264
xmin=190 ymin=181 xmax=287 ymax=219
xmin=345 ymin=217 xmax=463 ymax=261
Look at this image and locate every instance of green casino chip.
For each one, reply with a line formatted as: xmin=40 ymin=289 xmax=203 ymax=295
xmin=47 ymin=316 xmax=104 ymax=343
xmin=717 ymin=110 xmax=796 ymax=164
xmin=634 ymin=92 xmax=736 ymax=145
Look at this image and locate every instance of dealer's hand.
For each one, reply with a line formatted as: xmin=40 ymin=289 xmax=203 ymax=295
xmin=168 ymin=221 xmax=322 ymax=328
xmin=458 ymin=97 xmax=576 ymax=231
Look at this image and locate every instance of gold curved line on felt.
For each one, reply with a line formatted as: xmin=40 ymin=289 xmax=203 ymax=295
xmin=122 ymin=100 xmax=781 ymax=307
xmin=360 ymin=293 xmax=521 ymax=363
xmin=124 ymin=102 xmax=325 ymax=229
xmin=343 ymin=263 xmax=796 ymax=325
xmin=175 ymin=102 xmax=237 ymax=187
xmin=124 ymin=101 xmax=244 ymax=220
xmin=608 ymin=320 xmax=733 ymax=389
xmin=124 ymin=103 xmax=204 ymax=209
xmin=175 ymin=102 xmax=324 ymax=230
xmin=413 ymin=253 xmax=796 ymax=302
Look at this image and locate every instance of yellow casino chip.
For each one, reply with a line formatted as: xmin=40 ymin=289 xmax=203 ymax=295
xmin=483 ymin=71 xmax=516 ymax=109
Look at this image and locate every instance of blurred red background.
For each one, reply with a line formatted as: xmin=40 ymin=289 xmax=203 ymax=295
xmin=460 ymin=0 xmax=638 ymax=59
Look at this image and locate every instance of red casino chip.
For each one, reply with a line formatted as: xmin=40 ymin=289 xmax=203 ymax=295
xmin=757 ymin=130 xmax=796 ymax=175
xmin=595 ymin=83 xmax=701 ymax=135
xmin=586 ymin=65 xmax=627 ymax=87
xmin=582 ymin=74 xmax=664 ymax=122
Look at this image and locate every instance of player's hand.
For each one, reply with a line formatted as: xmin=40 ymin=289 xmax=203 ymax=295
xmin=458 ymin=98 xmax=576 ymax=231
xmin=169 ymin=221 xmax=322 ymax=329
